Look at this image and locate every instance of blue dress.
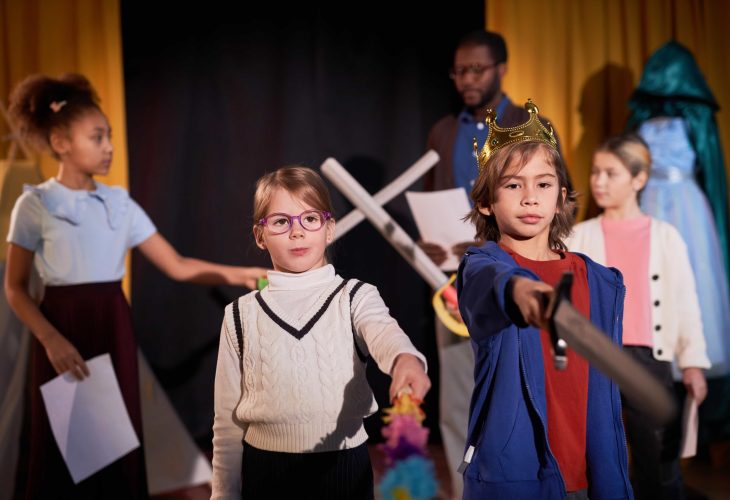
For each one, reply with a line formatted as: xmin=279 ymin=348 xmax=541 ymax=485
xmin=639 ymin=117 xmax=730 ymax=377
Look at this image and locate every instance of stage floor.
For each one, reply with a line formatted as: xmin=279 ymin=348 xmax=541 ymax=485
xmin=152 ymin=441 xmax=730 ymax=499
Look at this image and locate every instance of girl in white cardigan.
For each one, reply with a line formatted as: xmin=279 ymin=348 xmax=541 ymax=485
xmin=567 ymin=133 xmax=710 ymax=500
xmin=211 ymin=166 xmax=430 ymax=499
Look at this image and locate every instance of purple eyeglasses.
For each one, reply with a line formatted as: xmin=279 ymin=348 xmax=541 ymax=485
xmin=258 ymin=210 xmax=332 ymax=235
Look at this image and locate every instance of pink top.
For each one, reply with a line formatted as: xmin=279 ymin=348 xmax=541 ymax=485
xmin=601 ymin=216 xmax=653 ymax=347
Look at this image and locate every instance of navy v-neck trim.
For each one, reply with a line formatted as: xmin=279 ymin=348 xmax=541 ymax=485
xmin=255 ymin=279 xmax=348 ymax=340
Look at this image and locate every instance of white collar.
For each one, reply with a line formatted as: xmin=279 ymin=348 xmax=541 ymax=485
xmin=266 ymin=264 xmax=336 ymax=291
xmin=24 ymin=178 xmax=130 ymax=229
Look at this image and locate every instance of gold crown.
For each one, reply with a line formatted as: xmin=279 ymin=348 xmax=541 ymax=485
xmin=475 ymin=99 xmax=558 ymax=170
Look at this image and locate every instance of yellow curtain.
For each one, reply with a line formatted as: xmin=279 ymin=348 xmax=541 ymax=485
xmin=0 ymin=0 xmax=131 ymax=293
xmin=0 ymin=0 xmax=127 ymax=185
xmin=486 ymin=0 xmax=730 ymax=220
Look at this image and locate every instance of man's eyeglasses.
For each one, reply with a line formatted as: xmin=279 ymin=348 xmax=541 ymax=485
xmin=258 ymin=210 xmax=332 ymax=235
xmin=449 ymin=62 xmax=499 ymax=80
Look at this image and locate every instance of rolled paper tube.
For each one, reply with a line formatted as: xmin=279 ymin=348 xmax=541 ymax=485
xmin=331 ymin=150 xmax=439 ymax=242
xmin=321 ymin=158 xmax=449 ymax=291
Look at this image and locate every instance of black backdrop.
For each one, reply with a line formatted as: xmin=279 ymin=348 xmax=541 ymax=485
xmin=122 ymin=2 xmax=484 ymax=447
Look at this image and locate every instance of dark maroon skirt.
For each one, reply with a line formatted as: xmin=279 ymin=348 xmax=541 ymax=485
xmin=18 ymin=281 xmax=148 ymax=499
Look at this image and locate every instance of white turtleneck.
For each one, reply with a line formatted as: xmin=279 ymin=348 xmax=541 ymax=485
xmin=211 ymin=265 xmax=427 ymax=499
xmin=265 ymin=264 xmax=343 ymax=318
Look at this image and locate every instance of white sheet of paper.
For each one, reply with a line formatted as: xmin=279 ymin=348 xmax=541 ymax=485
xmin=405 ymin=188 xmax=475 ymax=270
xmin=680 ymin=395 xmax=698 ymax=458
xmin=40 ymin=353 xmax=140 ymax=484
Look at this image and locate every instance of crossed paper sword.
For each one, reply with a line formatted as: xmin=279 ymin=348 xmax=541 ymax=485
xmin=321 ymin=154 xmax=675 ymax=424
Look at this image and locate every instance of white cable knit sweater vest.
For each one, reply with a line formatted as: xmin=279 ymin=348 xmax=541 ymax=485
xmin=223 ymin=277 xmax=376 ymax=453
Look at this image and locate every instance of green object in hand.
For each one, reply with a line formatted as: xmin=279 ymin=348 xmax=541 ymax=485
xmin=257 ymin=277 xmax=269 ymax=290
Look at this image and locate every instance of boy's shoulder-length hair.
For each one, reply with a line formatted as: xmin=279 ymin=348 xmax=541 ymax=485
xmin=466 ymin=141 xmax=576 ymax=251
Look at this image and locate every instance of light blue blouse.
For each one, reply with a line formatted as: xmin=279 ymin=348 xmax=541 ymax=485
xmin=6 ymin=178 xmax=156 ymax=286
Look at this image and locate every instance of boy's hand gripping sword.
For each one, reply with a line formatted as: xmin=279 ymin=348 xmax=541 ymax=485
xmin=547 ymin=272 xmax=676 ymax=424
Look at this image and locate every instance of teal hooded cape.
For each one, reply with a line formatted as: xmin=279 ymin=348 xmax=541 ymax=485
xmin=627 ymin=41 xmax=729 ymax=285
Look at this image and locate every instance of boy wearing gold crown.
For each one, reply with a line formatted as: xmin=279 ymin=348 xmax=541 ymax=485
xmin=455 ymin=100 xmax=633 ymax=499
xmin=421 ymin=31 xmax=567 ymax=499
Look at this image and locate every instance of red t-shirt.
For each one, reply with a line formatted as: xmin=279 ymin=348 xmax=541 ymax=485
xmin=505 ymin=246 xmax=590 ymax=492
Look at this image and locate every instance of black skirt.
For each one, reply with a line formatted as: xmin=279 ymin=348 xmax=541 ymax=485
xmin=18 ymin=281 xmax=148 ymax=500
xmin=241 ymin=442 xmax=374 ymax=499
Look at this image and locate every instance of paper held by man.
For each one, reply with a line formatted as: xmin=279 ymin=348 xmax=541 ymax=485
xmin=405 ymin=188 xmax=475 ymax=271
